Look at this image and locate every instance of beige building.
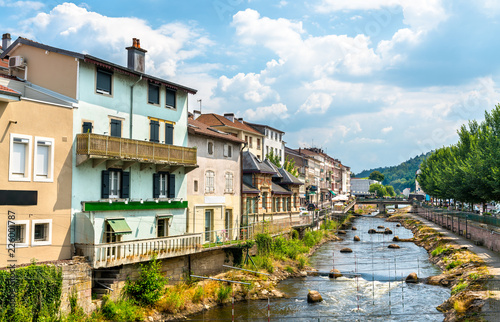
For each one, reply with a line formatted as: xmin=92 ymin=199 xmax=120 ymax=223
xmin=196 ymin=113 xmax=264 ymax=160
xmin=186 ymin=115 xmax=244 ymax=243
xmin=0 ymin=75 xmax=75 ymax=266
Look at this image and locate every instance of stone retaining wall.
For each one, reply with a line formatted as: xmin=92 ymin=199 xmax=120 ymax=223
xmin=59 ymin=257 xmax=94 ymax=314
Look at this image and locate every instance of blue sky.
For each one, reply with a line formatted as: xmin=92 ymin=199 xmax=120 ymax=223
xmin=2 ymin=0 xmax=500 ymax=173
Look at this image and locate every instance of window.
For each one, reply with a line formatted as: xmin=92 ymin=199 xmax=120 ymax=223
xmin=205 ymin=170 xmax=215 ymax=193
xmin=9 ymin=134 xmax=31 ymax=181
xmin=96 ymin=68 xmax=112 ymax=95
xmin=34 ymin=137 xmax=54 ymax=182
xmin=223 ymin=144 xmax=232 ymax=157
xmin=249 ymin=137 xmax=253 ymax=148
xmin=153 ymin=172 xmax=175 ymax=198
xmin=287 ymin=197 xmax=291 ymax=212
xmin=225 ymin=172 xmax=234 ymax=193
xmin=266 ymin=146 xmax=269 ymax=156
xmin=82 ymin=121 xmax=93 ymax=133
xmin=102 ymin=170 xmax=130 ymax=199
xmin=157 ymin=217 xmax=170 ymax=237
xmin=6 ymin=220 xmax=29 ymax=248
xmin=110 ymin=119 xmax=122 ymax=138
xmin=32 ymin=219 xmax=52 ymax=246
xmin=205 ymin=210 xmax=213 ymax=242
xmin=150 ymin=120 xmax=160 ymax=142
xmin=207 ymin=141 xmax=214 ymax=155
xmin=165 ymin=123 xmax=173 ymax=145
xmin=257 ymin=138 xmax=260 ymax=149
xmin=148 ymin=83 xmax=160 ymax=104
xmin=194 ymin=180 xmax=199 ymax=192
xmin=166 ymin=88 xmax=177 ymax=109
xmin=262 ymin=192 xmax=267 ymax=210
xmin=245 ymin=136 xmax=248 ymax=145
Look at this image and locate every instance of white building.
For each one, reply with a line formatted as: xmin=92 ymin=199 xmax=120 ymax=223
xmin=350 ymin=178 xmax=380 ymax=196
xmin=246 ymin=122 xmax=285 ymax=163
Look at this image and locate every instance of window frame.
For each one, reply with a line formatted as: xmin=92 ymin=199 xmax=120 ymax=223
xmin=225 ymin=172 xmax=234 ymax=194
xmin=6 ymin=220 xmax=29 ymax=248
xmin=109 ymin=117 xmax=123 ymax=138
xmin=33 ymin=136 xmax=54 ymax=182
xmin=149 ymin=119 xmax=160 ymax=143
xmin=159 ymin=172 xmax=168 ymax=198
xmin=223 ymin=143 xmax=232 ymax=158
xmin=82 ymin=120 xmax=93 ymax=133
xmin=207 ymin=140 xmax=214 ymax=156
xmin=9 ymin=133 xmax=32 ymax=182
xmin=96 ymin=68 xmax=113 ymax=96
xmin=148 ymin=83 xmax=160 ymax=105
xmin=205 ymin=170 xmax=215 ymax=193
xmin=157 ymin=218 xmax=169 ymax=237
xmin=165 ymin=88 xmax=177 ymax=109
xmin=32 ymin=219 xmax=52 ymax=246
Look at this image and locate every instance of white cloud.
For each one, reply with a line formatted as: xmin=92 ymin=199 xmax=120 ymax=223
xmin=349 ymin=138 xmax=385 ymax=144
xmin=217 ymin=72 xmax=279 ymax=103
xmin=381 ymin=126 xmax=393 ymax=133
xmin=244 ymin=103 xmax=290 ymax=121
xmin=19 ymin=3 xmax=212 ymax=78
xmin=0 ymin=0 xmax=44 ymax=10
xmin=300 ymin=92 xmax=334 ymax=114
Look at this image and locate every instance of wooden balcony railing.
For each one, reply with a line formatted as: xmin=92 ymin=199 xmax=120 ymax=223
xmin=76 ymin=133 xmax=197 ymax=165
xmin=75 ymin=233 xmax=203 ymax=268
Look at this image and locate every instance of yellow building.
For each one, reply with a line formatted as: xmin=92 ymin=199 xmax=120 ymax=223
xmin=0 ymin=75 xmax=75 ymax=266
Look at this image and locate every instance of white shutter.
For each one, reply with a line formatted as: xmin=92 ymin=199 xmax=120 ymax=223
xmin=36 ymin=145 xmax=49 ymax=176
xmin=12 ymin=142 xmax=26 ymax=175
xmin=223 ymin=144 xmax=228 ymax=157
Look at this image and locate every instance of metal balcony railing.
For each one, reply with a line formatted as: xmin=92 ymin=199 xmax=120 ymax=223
xmin=76 ymin=133 xmax=197 ymax=165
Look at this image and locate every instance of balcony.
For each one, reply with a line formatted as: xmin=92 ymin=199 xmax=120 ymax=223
xmin=76 ymin=133 xmax=197 ymax=171
xmin=75 ymin=233 xmax=203 ymax=268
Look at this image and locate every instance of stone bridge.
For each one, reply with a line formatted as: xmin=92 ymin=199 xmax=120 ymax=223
xmin=355 ymin=198 xmax=413 ymax=213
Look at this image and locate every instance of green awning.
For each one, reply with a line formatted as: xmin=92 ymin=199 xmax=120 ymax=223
xmin=329 ymin=190 xmax=336 ymax=195
xmin=157 ymin=214 xmax=173 ymax=219
xmin=307 ymin=191 xmax=316 ymax=195
xmin=107 ymin=218 xmax=132 ymax=235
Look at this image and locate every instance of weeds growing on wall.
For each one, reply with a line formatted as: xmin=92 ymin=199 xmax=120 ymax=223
xmin=0 ymin=263 xmax=62 ymax=321
xmin=124 ymin=255 xmax=168 ymax=306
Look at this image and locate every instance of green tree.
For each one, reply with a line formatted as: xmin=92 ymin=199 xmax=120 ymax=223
xmin=369 ymin=170 xmax=384 ymax=182
xmin=385 ymin=185 xmax=396 ymax=197
xmin=266 ymin=149 xmax=281 ymax=168
xmin=124 ymin=255 xmax=167 ymax=306
xmin=283 ymin=156 xmax=299 ymax=177
xmin=369 ymin=183 xmax=387 ymax=197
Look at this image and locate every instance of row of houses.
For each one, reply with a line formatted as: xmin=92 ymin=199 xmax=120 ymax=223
xmin=0 ymin=34 xmax=350 ymax=272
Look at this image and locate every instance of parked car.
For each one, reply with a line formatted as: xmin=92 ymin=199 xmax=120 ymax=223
xmin=299 ymin=207 xmax=308 ymax=215
xmin=307 ymin=203 xmax=317 ymax=211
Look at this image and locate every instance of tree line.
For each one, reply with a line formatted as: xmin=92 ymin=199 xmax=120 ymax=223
xmin=418 ymin=105 xmax=500 ymax=207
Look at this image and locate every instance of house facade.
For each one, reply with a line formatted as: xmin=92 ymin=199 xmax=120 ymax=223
xmin=186 ymin=115 xmax=243 ymax=243
xmin=196 ymin=113 xmax=264 ymax=160
xmin=0 ymin=74 xmax=76 ymax=266
xmin=241 ymin=151 xmax=302 ymax=225
xmin=246 ymin=122 xmax=285 ymax=162
xmin=1 ymin=37 xmax=198 ymax=268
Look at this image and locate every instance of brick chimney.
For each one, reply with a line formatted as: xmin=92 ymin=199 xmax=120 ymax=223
xmin=126 ymin=38 xmax=147 ymax=73
xmin=2 ymin=33 xmax=11 ymax=51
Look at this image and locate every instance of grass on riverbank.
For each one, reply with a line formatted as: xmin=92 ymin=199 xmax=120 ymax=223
xmin=63 ymin=216 xmax=350 ymax=321
xmin=389 ymin=213 xmax=491 ymax=321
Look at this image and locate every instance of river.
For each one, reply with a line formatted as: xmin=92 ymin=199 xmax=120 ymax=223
xmin=187 ymin=215 xmax=450 ymax=321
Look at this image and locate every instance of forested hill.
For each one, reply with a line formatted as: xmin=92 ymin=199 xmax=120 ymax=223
xmin=355 ymin=152 xmax=432 ymax=193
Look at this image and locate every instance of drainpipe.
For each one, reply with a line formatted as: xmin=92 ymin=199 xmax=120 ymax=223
xmin=240 ymin=142 xmax=248 ymax=230
xmin=130 ymin=75 xmax=143 ymax=139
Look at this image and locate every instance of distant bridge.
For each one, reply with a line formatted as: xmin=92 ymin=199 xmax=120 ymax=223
xmin=355 ymin=198 xmax=413 ymax=213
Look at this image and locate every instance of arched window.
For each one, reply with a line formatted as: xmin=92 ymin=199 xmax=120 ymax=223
xmin=205 ymin=170 xmax=215 ymax=193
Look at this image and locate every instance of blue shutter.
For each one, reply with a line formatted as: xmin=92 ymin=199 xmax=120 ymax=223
xmin=168 ymin=173 xmax=175 ymax=198
xmin=101 ymin=170 xmax=110 ymax=199
xmin=165 ymin=88 xmax=176 ymax=108
xmin=153 ymin=173 xmax=160 ymax=198
xmin=121 ymin=171 xmax=130 ymax=198
xmin=165 ymin=123 xmax=173 ymax=145
xmin=96 ymin=69 xmax=112 ymax=94
xmin=82 ymin=122 xmax=93 ymax=133
xmin=111 ymin=119 xmax=122 ymax=138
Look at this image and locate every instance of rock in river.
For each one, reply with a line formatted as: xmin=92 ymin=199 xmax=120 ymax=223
xmin=388 ymin=244 xmax=400 ymax=249
xmin=392 ymin=236 xmax=400 ymax=241
xmin=351 ymin=226 xmax=357 ymax=230
xmin=340 ymin=248 xmax=353 ymax=253
xmin=338 ymin=230 xmax=347 ymax=235
xmin=405 ymin=272 xmax=418 ymax=283
xmin=329 ymin=269 xmax=342 ymax=279
xmin=307 ymin=290 xmax=323 ymax=303
xmin=353 ymin=235 xmax=360 ymax=242
xmin=377 ymin=225 xmax=385 ymax=229
xmin=368 ymin=229 xmax=377 ymax=234
xmin=384 ymin=228 xmax=393 ymax=234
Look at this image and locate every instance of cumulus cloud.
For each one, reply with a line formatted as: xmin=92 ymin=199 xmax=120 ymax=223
xmin=381 ymin=126 xmax=393 ymax=133
xmin=244 ymin=103 xmax=290 ymax=121
xmin=300 ymin=93 xmax=334 ymax=114
xmin=0 ymin=0 xmax=44 ymax=10
xmin=19 ymin=2 xmax=212 ymax=78
xmin=217 ymin=72 xmax=279 ymax=103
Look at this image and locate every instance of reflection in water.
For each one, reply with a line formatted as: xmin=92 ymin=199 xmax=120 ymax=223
xmin=187 ymin=216 xmax=449 ymax=321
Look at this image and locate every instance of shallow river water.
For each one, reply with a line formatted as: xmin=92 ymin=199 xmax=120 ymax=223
xmin=187 ymin=216 xmax=450 ymax=321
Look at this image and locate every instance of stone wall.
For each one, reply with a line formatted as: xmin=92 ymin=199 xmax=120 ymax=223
xmin=59 ymin=257 xmax=94 ymax=314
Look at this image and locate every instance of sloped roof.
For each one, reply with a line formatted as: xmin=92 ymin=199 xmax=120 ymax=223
xmin=277 ymin=168 xmax=303 ymax=185
xmin=196 ymin=113 xmax=262 ymax=135
xmin=0 ymin=84 xmax=21 ymax=96
xmin=242 ymin=151 xmax=276 ymax=174
xmin=0 ymin=37 xmax=197 ymax=94
xmin=271 ymin=182 xmax=292 ymax=195
xmin=242 ymin=183 xmax=260 ymax=194
xmin=245 ymin=121 xmax=285 ymax=134
xmin=188 ymin=117 xmax=244 ymax=144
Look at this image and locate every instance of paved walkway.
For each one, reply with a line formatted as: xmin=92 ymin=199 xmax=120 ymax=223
xmin=409 ymin=213 xmax=500 ymax=321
